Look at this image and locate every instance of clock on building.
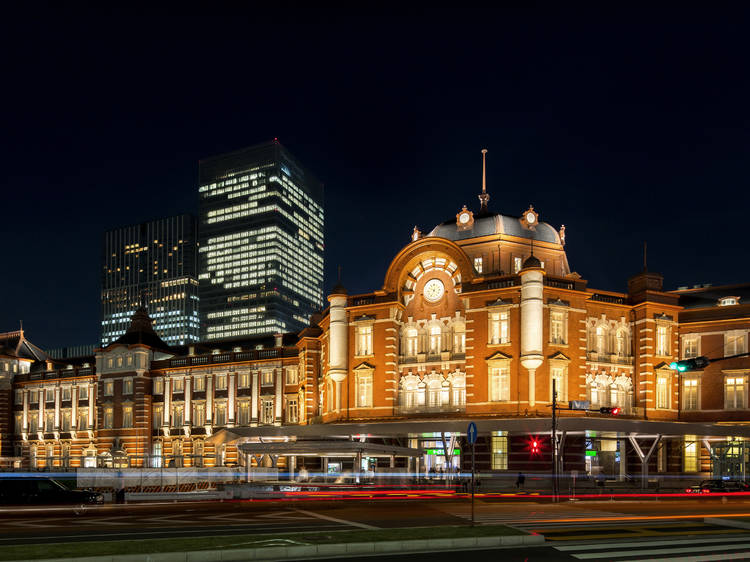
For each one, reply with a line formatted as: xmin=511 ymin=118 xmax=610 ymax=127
xmin=423 ymin=278 xmax=445 ymax=302
xmin=455 ymin=205 xmax=474 ymax=231
xmin=521 ymin=205 xmax=539 ymax=230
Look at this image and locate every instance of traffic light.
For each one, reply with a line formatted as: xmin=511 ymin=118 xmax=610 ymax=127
xmin=530 ymin=439 xmax=540 ymax=455
xmin=669 ymin=356 xmax=710 ymax=372
xmin=599 ymin=407 xmax=620 ymax=415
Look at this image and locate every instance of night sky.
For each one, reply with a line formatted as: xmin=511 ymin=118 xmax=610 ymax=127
xmin=2 ymin=11 xmax=749 ymax=350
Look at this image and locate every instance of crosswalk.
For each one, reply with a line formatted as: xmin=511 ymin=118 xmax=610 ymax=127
xmin=554 ymin=535 xmax=750 ymax=561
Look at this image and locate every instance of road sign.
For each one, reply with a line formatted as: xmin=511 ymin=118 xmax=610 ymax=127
xmin=569 ymin=400 xmax=591 ymax=410
xmin=467 ymin=422 xmax=477 ymax=444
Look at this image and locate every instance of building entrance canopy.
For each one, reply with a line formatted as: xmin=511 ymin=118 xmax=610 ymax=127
xmin=237 ymin=440 xmax=424 ymax=458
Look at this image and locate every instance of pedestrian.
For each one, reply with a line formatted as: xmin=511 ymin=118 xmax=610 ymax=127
xmin=515 ymin=471 xmax=525 ymax=490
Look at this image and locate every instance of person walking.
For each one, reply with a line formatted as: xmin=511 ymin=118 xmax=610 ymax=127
xmin=515 ymin=471 xmax=525 ymax=490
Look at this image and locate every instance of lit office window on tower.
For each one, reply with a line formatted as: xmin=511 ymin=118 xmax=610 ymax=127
xmin=198 ymin=140 xmax=324 ymax=340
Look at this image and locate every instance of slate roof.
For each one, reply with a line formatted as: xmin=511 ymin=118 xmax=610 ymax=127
xmin=427 ymin=213 xmax=561 ymax=244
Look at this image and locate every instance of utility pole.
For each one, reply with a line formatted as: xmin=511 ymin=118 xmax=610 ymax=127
xmin=552 ymin=378 xmax=558 ymax=502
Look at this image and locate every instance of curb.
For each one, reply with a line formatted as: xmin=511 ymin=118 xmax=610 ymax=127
xmin=9 ymin=533 xmax=545 ymax=562
xmin=704 ymin=517 xmax=750 ymax=530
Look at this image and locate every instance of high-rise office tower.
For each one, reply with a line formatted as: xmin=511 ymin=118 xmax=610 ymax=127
xmin=101 ymin=214 xmax=200 ymax=346
xmin=198 ymin=140 xmax=324 ymax=340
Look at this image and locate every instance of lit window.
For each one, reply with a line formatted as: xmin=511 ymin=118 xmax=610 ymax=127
xmin=192 ymin=403 xmax=206 ymax=426
xmin=237 ymin=401 xmax=250 ymax=425
xmin=285 ymin=368 xmax=298 ymax=385
xmin=725 ymin=376 xmax=747 ymax=410
xmin=261 ymin=371 xmax=273 ymax=385
xmin=615 ymin=329 xmax=628 ymax=357
xmin=719 ymin=297 xmax=739 ymax=306
xmin=491 ymin=432 xmax=508 ymax=470
xmin=489 ymin=366 xmax=510 ymax=402
xmin=474 ymin=257 xmax=483 ymax=274
xmin=122 ymin=406 xmax=133 ymax=428
xmin=117 ymin=357 xmax=123 ymax=367
xmin=429 ymin=325 xmax=441 ymax=354
xmin=104 ymin=381 xmax=114 ymax=396
xmin=595 ymin=325 xmax=607 ymax=355
xmin=45 ymin=412 xmax=55 ymax=432
xmin=684 ymin=435 xmax=699 ymax=472
xmin=656 ymin=376 xmax=669 ymax=409
xmin=238 ymin=372 xmax=249 ymax=388
xmin=656 ymin=325 xmax=669 ymax=356
xmin=683 ymin=336 xmax=700 ymax=359
xmin=489 ymin=311 xmax=510 ymax=345
xmin=77 ymin=410 xmax=88 ymax=430
xmin=104 ymin=408 xmax=114 ymax=429
xmin=453 ymin=322 xmax=465 ymax=354
xmin=153 ymin=406 xmax=163 ymax=429
xmin=725 ymin=331 xmax=748 ymax=357
xmin=215 ymin=375 xmax=227 ymax=390
xmin=123 ymin=377 xmax=133 ymax=395
xmin=405 ymin=327 xmax=419 ymax=356
xmin=550 ymin=311 xmax=566 ymax=345
xmin=214 ymin=403 xmax=226 ymax=426
xmin=153 ymin=378 xmax=164 ymax=394
xmin=356 ymin=324 xmax=373 ymax=356
xmin=61 ymin=411 xmax=71 ymax=431
xmin=356 ymin=371 xmax=373 ymax=408
xmin=193 ymin=376 xmax=205 ymax=392
xmin=14 ymin=390 xmax=22 ymax=405
xmin=261 ymin=399 xmax=274 ymax=424
xmin=171 ymin=405 xmax=184 ymax=426
xmin=551 ymin=366 xmax=567 ymax=402
xmin=62 ymin=387 xmax=71 ymax=401
xmin=172 ymin=378 xmax=185 ymax=393
xmin=683 ymin=378 xmax=699 ymax=410
xmin=30 ymin=390 xmax=38 ymax=404
xmin=46 ymin=389 xmax=54 ymax=402
xmin=287 ymin=399 xmax=299 ymax=423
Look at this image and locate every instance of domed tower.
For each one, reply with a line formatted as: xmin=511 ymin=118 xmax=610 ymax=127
xmin=327 ymin=280 xmax=348 ymax=410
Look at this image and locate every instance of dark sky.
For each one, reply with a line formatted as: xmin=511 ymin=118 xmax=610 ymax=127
xmin=2 ymin=11 xmax=749 ymax=349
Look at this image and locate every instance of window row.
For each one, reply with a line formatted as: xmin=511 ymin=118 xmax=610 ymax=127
xmin=17 ymin=409 xmax=90 ymax=433
xmin=152 ymin=369 xmax=298 ymax=394
xmin=151 ymin=397 xmax=300 ymax=428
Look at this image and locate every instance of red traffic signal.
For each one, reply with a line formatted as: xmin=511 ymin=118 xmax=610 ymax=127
xmin=599 ymin=407 xmax=620 ymax=415
xmin=527 ymin=436 xmax=542 ymax=456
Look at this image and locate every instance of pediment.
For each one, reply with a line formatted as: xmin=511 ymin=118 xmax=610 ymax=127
xmin=353 ymin=361 xmax=376 ymax=371
xmin=548 ymin=351 xmax=571 ymax=362
xmin=486 ymin=351 xmax=512 ymax=361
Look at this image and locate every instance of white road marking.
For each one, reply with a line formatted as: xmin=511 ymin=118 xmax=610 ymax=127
xmin=295 ymin=509 xmax=379 ymax=530
xmin=574 ymin=542 xmax=750 ymax=559
xmin=556 ymin=535 xmax=750 ymax=551
xmin=630 ymin=553 xmax=750 ymax=562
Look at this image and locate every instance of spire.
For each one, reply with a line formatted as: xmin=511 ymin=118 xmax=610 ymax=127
xmin=478 ymin=148 xmax=490 ymax=213
xmin=643 ymin=241 xmax=648 ymax=272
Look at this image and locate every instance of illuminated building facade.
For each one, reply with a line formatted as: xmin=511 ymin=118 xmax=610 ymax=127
xmin=198 ymin=140 xmax=324 ymax=341
xmin=5 ymin=151 xmax=750 ymax=482
xmin=101 ymin=214 xmax=199 ymax=347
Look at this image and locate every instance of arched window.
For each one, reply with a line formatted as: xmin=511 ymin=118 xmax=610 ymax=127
xmin=429 ymin=326 xmax=441 ymax=354
xmin=615 ymin=329 xmax=628 ymax=357
xmin=595 ymin=325 xmax=607 ymax=354
xmin=406 ymin=328 xmax=418 ymax=357
xmin=427 ymin=379 xmax=442 ymax=408
xmin=453 ymin=323 xmax=465 ymax=354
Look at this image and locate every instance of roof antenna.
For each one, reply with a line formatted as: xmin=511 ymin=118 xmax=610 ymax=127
xmin=478 ymin=148 xmax=490 ymax=213
xmin=643 ymin=241 xmax=648 ymax=272
xmin=337 ymin=265 xmax=342 ymax=284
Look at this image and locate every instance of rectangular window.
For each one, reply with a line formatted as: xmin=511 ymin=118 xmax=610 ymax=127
xmin=491 ymin=433 xmax=508 ymax=470
xmin=489 ymin=366 xmax=510 ymax=401
xmin=104 ymin=408 xmax=114 ymax=429
xmin=214 ymin=403 xmax=226 ymax=426
xmin=261 ymin=371 xmax=273 ymax=386
xmin=61 ymin=410 xmax=71 ymax=431
xmin=550 ymin=311 xmax=566 ymax=345
xmin=104 ymin=381 xmax=114 ymax=396
xmin=123 ymin=377 xmax=133 ymax=395
xmin=238 ymin=372 xmax=250 ymax=388
xmin=489 ymin=310 xmax=510 ymax=345
xmin=684 ymin=435 xmax=699 ymax=472
xmin=683 ymin=378 xmax=699 ymax=410
xmin=551 ymin=367 xmax=567 ymax=402
xmin=46 ymin=389 xmax=54 ymax=402
xmin=262 ymin=399 xmax=274 ymax=424
xmin=30 ymin=390 xmax=38 ymax=404
xmin=215 ymin=375 xmax=227 ymax=390
xmin=14 ymin=390 xmax=22 ymax=405
xmin=122 ymin=406 xmax=133 ymax=428
xmin=45 ymin=412 xmax=54 ymax=432
xmin=656 ymin=376 xmax=669 ymax=409
xmin=683 ymin=336 xmax=699 ymax=359
xmin=656 ymin=325 xmax=669 ymax=356
xmin=61 ymin=387 xmax=71 ymax=401
xmin=29 ymin=416 xmax=38 ymax=433
xmin=237 ymin=401 xmax=250 ymax=425
xmin=285 ymin=368 xmax=299 ymax=385
xmin=153 ymin=406 xmax=163 ymax=429
xmin=77 ymin=409 xmax=88 ymax=430
xmin=514 ymin=256 xmax=522 ymax=274
xmin=357 ymin=324 xmax=373 ymax=356
xmin=192 ymin=403 xmax=206 ymax=426
xmin=193 ymin=376 xmax=205 ymax=392
xmin=725 ymin=376 xmax=747 ymax=410
xmin=474 ymin=257 xmax=483 ymax=274
xmin=172 ymin=378 xmax=184 ymax=393
xmin=287 ymin=399 xmax=299 ymax=423
xmin=172 ymin=405 xmax=183 ymax=426
xmin=725 ymin=331 xmax=748 ymax=357
xmin=78 ymin=385 xmax=88 ymax=400
xmin=153 ymin=378 xmax=164 ymax=394
xmin=14 ymin=413 xmax=22 ymax=434
xmin=356 ymin=372 xmax=373 ymax=408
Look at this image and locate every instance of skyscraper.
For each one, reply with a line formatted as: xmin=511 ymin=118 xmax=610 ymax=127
xmin=198 ymin=140 xmax=324 ymax=341
xmin=101 ymin=214 xmax=199 ymax=346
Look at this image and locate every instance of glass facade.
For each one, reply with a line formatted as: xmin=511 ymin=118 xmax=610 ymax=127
xmin=198 ymin=141 xmax=324 ymax=340
xmin=101 ymin=214 xmax=199 ymax=346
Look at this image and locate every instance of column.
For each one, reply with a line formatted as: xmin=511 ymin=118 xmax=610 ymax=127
xmin=327 ymin=291 xmax=348 ymax=400
xmin=54 ymin=387 xmax=61 ymax=430
xmin=22 ymin=389 xmax=28 ymax=432
xmin=520 ymin=263 xmax=544 ymax=407
xmin=163 ymin=377 xmax=171 ymax=426
xmin=274 ymin=369 xmax=282 ymax=424
xmin=38 ymin=391 xmax=43 ymax=434
xmin=228 ymin=373 xmax=235 ymax=425
xmin=71 ymin=386 xmax=78 ymax=430
xmin=88 ymin=382 xmax=95 ymax=429
xmin=206 ymin=375 xmax=213 ymax=423
xmin=184 ymin=377 xmax=191 ymax=425
xmin=251 ymin=371 xmax=259 ymax=426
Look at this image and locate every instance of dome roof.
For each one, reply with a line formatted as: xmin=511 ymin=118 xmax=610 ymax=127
xmin=523 ymin=255 xmax=542 ymax=269
xmin=111 ymin=307 xmax=170 ymax=351
xmin=427 ymin=213 xmax=561 ymax=244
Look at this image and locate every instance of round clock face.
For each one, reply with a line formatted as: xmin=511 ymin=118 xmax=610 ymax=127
xmin=459 ymin=212 xmax=470 ymax=224
xmin=423 ymin=278 xmax=445 ymax=303
xmin=526 ymin=212 xmax=536 ymax=224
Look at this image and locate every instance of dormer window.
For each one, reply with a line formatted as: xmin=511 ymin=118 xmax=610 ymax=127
xmin=719 ymin=297 xmax=740 ymax=307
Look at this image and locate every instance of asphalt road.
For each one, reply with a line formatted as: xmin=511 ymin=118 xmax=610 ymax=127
xmin=1 ymin=496 xmax=750 ymax=547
